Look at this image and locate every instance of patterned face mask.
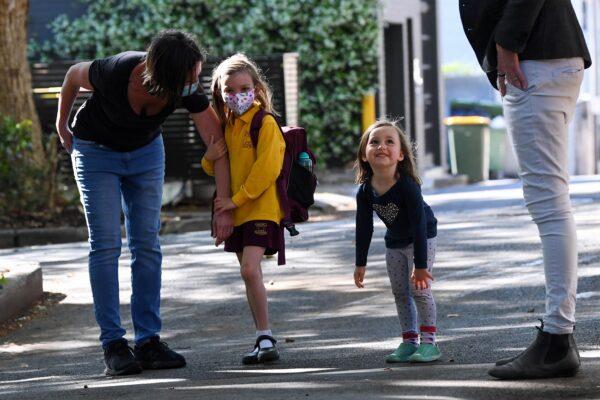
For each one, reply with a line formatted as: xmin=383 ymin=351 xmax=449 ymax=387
xmin=223 ymin=89 xmax=255 ymax=116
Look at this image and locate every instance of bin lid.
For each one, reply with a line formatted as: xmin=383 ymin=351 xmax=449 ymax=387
xmin=443 ymin=116 xmax=491 ymax=126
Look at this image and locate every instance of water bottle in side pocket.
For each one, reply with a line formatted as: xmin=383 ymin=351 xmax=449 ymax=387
xmin=297 ymin=151 xmax=313 ymax=173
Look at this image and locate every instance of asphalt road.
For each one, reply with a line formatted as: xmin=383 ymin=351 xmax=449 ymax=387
xmin=1 ymin=177 xmax=599 ymax=400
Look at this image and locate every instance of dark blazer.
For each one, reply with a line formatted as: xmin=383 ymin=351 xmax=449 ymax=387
xmin=459 ymin=0 xmax=591 ymax=88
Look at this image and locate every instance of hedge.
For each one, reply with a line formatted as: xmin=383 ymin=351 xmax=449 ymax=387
xmin=30 ymin=0 xmax=380 ymax=166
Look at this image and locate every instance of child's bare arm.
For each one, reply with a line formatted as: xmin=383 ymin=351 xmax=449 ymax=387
xmin=203 ymin=134 xmax=227 ymax=161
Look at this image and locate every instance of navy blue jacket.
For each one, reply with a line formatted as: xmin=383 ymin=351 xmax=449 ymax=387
xmin=355 ymin=175 xmax=437 ymax=268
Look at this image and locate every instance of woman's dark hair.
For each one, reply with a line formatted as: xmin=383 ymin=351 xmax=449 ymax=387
xmin=142 ymin=29 xmax=205 ymax=99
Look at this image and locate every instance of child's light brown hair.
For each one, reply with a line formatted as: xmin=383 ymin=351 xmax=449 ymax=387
xmin=354 ymin=119 xmax=422 ymax=185
xmin=210 ymin=53 xmax=276 ymax=126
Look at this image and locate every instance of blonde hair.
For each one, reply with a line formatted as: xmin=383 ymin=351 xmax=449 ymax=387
xmin=210 ymin=53 xmax=276 ymax=126
xmin=354 ymin=119 xmax=422 ymax=185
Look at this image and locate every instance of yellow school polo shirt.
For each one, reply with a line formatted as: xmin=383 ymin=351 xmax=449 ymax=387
xmin=201 ymin=104 xmax=285 ymax=226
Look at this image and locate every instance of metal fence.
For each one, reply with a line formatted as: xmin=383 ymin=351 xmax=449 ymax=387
xmin=31 ymin=54 xmax=296 ymax=180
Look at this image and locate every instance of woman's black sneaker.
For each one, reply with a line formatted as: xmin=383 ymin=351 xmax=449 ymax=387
xmin=103 ymin=338 xmax=142 ymax=376
xmin=133 ymin=336 xmax=186 ymax=369
xmin=242 ymin=335 xmax=280 ymax=365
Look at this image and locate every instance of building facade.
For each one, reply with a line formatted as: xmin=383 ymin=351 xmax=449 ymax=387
xmin=379 ymin=0 xmax=444 ymax=171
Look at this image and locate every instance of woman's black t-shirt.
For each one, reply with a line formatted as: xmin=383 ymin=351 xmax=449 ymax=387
xmin=71 ymin=51 xmax=210 ymax=152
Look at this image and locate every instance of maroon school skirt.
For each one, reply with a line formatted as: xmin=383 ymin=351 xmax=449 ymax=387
xmin=224 ymin=220 xmax=282 ymax=257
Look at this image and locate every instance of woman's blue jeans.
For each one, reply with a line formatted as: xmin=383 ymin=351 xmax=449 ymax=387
xmin=71 ymin=135 xmax=164 ymax=347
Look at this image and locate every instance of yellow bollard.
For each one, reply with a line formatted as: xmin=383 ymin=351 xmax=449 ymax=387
xmin=362 ymin=91 xmax=376 ymax=132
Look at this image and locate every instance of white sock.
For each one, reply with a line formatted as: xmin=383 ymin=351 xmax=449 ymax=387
xmin=256 ymin=329 xmax=274 ymax=348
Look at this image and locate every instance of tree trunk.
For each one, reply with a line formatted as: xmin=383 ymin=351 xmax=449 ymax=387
xmin=0 ymin=0 xmax=46 ymax=165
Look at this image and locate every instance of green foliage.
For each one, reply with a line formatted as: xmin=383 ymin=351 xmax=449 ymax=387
xmin=31 ymin=0 xmax=379 ymax=166
xmin=0 ymin=116 xmax=47 ymax=223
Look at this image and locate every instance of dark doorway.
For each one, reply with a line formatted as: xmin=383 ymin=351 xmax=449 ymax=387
xmin=421 ymin=0 xmax=442 ymax=165
xmin=384 ymin=23 xmax=405 ymax=127
xmin=407 ymin=18 xmax=416 ymax=141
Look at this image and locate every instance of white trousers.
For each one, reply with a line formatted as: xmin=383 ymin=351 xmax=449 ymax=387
xmin=502 ymin=58 xmax=584 ymax=334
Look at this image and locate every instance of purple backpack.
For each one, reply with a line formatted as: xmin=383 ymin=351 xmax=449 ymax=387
xmin=249 ymin=110 xmax=317 ymax=237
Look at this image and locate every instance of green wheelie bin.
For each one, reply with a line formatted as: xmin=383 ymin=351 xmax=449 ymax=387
xmin=444 ymin=116 xmax=491 ymax=183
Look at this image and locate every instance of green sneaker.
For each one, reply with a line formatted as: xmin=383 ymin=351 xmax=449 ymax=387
xmin=385 ymin=343 xmax=418 ymax=363
xmin=408 ymin=343 xmax=441 ymax=363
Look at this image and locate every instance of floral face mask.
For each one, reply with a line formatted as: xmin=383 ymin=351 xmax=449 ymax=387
xmin=223 ymin=89 xmax=255 ymax=116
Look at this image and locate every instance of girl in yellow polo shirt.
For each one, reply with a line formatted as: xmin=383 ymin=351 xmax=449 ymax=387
xmin=201 ymin=53 xmax=285 ymax=365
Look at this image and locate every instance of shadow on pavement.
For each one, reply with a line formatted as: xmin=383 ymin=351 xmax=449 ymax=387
xmin=1 ymin=198 xmax=600 ymax=399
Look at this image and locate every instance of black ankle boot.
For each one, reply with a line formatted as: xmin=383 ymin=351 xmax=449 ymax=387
xmin=488 ymin=327 xmax=580 ymax=379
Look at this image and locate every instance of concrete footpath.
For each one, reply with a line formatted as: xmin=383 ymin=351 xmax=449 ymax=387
xmin=0 ymin=176 xmax=599 ymax=399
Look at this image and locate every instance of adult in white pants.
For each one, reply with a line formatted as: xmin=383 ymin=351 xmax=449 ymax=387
xmin=503 ymin=57 xmax=584 ymax=336
xmin=460 ymin=0 xmax=591 ymax=379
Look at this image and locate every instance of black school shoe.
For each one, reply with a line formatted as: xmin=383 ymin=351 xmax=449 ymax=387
xmin=242 ymin=335 xmax=280 ymax=365
xmin=134 ymin=336 xmax=186 ymax=370
xmin=103 ymin=338 xmax=142 ymax=376
xmin=488 ymin=326 xmax=580 ymax=379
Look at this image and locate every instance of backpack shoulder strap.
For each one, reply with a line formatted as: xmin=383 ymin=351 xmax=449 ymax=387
xmin=249 ymin=109 xmax=269 ymax=148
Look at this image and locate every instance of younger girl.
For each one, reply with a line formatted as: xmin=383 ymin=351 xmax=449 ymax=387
xmin=354 ymin=120 xmax=440 ymax=363
xmin=201 ymin=53 xmax=285 ymax=365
